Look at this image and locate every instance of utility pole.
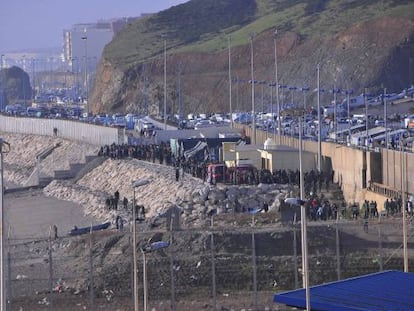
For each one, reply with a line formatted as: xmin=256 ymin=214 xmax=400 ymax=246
xmin=164 ymin=39 xmax=167 ymax=130
xmin=228 ymin=35 xmax=233 ymax=128
xmin=317 ymin=63 xmax=321 ymax=172
xmin=250 ymin=35 xmax=256 ymax=144
xmin=143 ymin=63 xmax=147 ymax=116
xmin=274 ymin=29 xmax=281 ymax=145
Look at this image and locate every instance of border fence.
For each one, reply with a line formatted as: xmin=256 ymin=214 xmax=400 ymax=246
xmin=4 ymin=215 xmax=413 ymax=311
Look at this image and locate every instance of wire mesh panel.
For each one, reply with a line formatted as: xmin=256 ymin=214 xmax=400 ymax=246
xmin=5 ymin=218 xmax=413 ymax=310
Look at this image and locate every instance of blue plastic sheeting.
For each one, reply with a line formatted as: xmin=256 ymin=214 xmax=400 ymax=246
xmin=274 ymin=270 xmax=414 ymax=311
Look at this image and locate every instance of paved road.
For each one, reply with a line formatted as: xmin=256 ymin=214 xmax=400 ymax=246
xmin=4 ymin=189 xmax=97 ymax=239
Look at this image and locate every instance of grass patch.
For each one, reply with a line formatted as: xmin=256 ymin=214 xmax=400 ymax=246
xmin=103 ymin=0 xmax=414 ymax=70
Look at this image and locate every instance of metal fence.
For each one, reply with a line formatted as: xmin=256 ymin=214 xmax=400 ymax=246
xmin=4 ymin=216 xmax=413 ymax=311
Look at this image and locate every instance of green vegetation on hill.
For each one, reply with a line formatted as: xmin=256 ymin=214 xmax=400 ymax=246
xmin=103 ymin=0 xmax=414 ymax=69
xmin=150 ymin=0 xmax=256 ymax=44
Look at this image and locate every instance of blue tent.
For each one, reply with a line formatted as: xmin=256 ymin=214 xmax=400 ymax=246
xmin=274 ymin=270 xmax=414 ymax=310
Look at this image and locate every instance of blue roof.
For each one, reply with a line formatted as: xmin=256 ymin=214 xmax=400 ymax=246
xmin=274 ymin=270 xmax=414 ymax=311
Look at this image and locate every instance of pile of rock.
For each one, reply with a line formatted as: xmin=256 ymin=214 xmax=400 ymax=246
xmin=2 ymin=132 xmax=293 ymax=228
xmin=44 ymin=158 xmax=292 ymax=227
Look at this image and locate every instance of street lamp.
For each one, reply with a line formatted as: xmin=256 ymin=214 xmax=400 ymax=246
xmin=274 ymin=29 xmax=281 ymax=145
xmin=81 ymin=30 xmax=88 ymax=113
xmin=382 ymin=89 xmax=392 ymax=149
xmin=284 ymin=107 xmax=309 ymax=311
xmin=330 ymin=86 xmax=340 ymax=143
xmin=316 ymin=63 xmax=321 ymax=172
xmin=0 ymin=54 xmax=4 ymax=110
xmin=269 ymin=82 xmax=276 ymax=138
xmin=343 ymin=89 xmax=353 ymax=145
xmin=248 ymin=207 xmax=262 ymax=310
xmin=400 ymin=140 xmax=408 ymax=272
xmin=164 ymin=39 xmax=167 ymax=130
xmin=228 ymin=35 xmax=233 ymax=128
xmin=141 ymin=241 xmax=170 ymax=311
xmin=132 ymin=179 xmax=151 ymax=311
xmin=1 ymin=138 xmax=10 ymax=311
xmin=250 ymin=34 xmax=256 ymax=144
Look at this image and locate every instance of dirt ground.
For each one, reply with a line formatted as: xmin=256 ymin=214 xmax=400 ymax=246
xmin=4 ymin=188 xmax=413 ymax=311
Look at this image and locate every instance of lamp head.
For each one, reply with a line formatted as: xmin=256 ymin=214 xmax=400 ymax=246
xmin=285 ymin=198 xmax=305 ymax=206
xmin=132 ymin=179 xmax=151 ymax=188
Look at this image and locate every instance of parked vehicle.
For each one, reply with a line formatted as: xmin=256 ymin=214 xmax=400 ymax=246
xmin=207 ymin=163 xmax=227 ymax=184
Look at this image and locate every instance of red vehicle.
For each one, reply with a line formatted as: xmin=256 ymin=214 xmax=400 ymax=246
xmin=207 ymin=164 xmax=227 ymax=184
xmin=207 ymin=163 xmax=256 ymax=185
xmin=227 ymin=165 xmax=256 ymax=184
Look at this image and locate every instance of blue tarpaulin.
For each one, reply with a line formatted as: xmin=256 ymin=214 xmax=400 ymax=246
xmin=274 ymin=270 xmax=414 ymax=310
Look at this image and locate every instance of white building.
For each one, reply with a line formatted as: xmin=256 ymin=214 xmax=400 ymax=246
xmin=63 ymin=22 xmax=114 ymax=71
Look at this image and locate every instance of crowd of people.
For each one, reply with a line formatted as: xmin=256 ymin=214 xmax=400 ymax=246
xmin=98 ymin=142 xmax=412 ymax=225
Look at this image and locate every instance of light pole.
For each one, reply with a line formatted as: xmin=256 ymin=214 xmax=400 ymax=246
xmin=316 ymin=64 xmax=322 ymax=172
xmin=228 ymin=35 xmax=233 ymax=128
xmin=300 ymin=87 xmax=310 ymax=111
xmin=250 ymin=34 xmax=256 ymax=144
xmin=260 ymin=80 xmax=266 ymax=114
xmin=141 ymin=241 xmax=170 ymax=311
xmin=132 ymin=179 xmax=151 ymax=311
xmin=71 ymin=57 xmax=79 ymax=101
xmin=330 ymin=86 xmax=339 ymax=142
xmin=383 ymin=88 xmax=392 ymax=149
xmin=269 ymin=82 xmax=276 ymax=138
xmin=22 ymin=55 xmax=26 ymax=106
xmin=274 ymin=29 xmax=281 ymax=145
xmin=248 ymin=208 xmax=261 ymax=310
xmin=284 ymin=107 xmax=309 ymax=310
xmin=1 ymin=138 xmax=10 ymax=311
xmin=364 ymin=88 xmax=368 ymax=145
xmin=81 ymin=30 xmax=88 ymax=113
xmin=400 ymin=140 xmax=408 ymax=272
xmin=164 ymin=39 xmax=167 ymax=130
xmin=344 ymin=89 xmax=353 ymax=145
xmin=0 ymin=54 xmax=4 ymax=110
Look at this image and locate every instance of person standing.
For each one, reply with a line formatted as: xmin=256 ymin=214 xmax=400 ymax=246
xmin=53 ymin=225 xmax=58 ymax=240
xmin=175 ymin=166 xmax=180 ymax=182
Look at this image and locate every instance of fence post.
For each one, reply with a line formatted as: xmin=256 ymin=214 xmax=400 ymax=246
xmin=293 ymin=214 xmax=299 ymax=289
xmin=169 ymin=214 xmax=175 ymax=311
xmin=378 ymin=218 xmax=383 ymax=271
xmin=48 ymin=226 xmax=54 ymax=311
xmin=251 ymin=214 xmax=258 ymax=310
xmin=336 ymin=213 xmax=341 ymax=280
xmin=7 ymin=226 xmax=12 ymax=311
xmin=130 ymin=228 xmax=134 ymax=310
xmin=210 ymin=216 xmax=217 ymax=311
xmin=89 ymin=225 xmax=94 ymax=311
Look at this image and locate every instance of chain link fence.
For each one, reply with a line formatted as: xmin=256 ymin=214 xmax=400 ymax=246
xmin=4 ymin=216 xmax=413 ymax=311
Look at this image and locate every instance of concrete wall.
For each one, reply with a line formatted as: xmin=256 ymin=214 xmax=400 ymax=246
xmin=382 ymin=148 xmax=414 ymax=193
xmin=260 ymin=149 xmax=316 ymax=172
xmin=0 ymin=115 xmax=123 ymax=146
xmin=236 ymin=124 xmax=414 ymax=203
xmin=322 ymin=142 xmax=366 ymax=203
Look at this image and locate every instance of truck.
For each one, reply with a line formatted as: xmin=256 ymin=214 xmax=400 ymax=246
xmin=135 ymin=119 xmax=155 ymax=135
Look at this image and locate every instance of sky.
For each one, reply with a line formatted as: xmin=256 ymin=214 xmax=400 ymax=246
xmin=0 ymin=0 xmax=190 ymax=52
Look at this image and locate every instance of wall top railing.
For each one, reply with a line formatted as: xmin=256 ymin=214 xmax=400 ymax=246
xmin=368 ymin=181 xmax=410 ymax=199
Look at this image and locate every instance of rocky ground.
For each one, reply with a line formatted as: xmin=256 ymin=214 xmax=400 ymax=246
xmin=2 ymin=132 xmax=292 ymax=229
xmin=2 ymin=131 xmax=411 ymax=311
xmin=2 ymin=131 xmax=295 ymax=310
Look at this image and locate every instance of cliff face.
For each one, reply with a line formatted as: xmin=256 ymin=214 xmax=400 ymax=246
xmin=90 ymin=16 xmax=414 ymax=115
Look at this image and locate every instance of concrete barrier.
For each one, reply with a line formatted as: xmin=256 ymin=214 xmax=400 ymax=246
xmin=0 ymin=115 xmax=123 ymax=146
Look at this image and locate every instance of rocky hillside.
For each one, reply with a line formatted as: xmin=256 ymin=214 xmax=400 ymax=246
xmin=90 ymin=0 xmax=414 ymax=115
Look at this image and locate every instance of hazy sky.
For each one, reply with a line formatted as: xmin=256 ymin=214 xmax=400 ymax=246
xmin=0 ymin=0 xmax=190 ymax=52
